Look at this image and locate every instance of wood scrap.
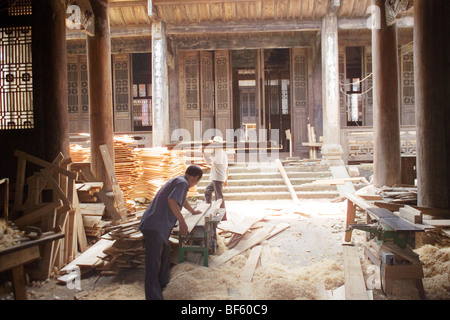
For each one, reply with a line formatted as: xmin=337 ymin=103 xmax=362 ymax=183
xmin=240 ymin=245 xmax=263 ymax=282
xmin=210 ymin=225 xmax=275 ymax=268
xmin=342 ymin=246 xmax=370 ymax=300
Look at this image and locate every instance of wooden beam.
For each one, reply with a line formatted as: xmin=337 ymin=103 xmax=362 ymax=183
xmin=343 ymin=246 xmax=370 ymax=300
xmin=168 ymin=20 xmax=321 ymax=34
xmin=275 ymin=159 xmax=300 ymax=204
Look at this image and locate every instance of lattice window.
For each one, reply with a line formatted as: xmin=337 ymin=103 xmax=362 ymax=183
xmin=114 ymin=61 xmax=129 ymax=113
xmin=7 ymin=0 xmax=32 ymax=16
xmin=0 ymin=26 xmax=33 ymax=130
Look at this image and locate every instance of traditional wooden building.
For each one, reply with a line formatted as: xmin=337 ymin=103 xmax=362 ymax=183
xmin=0 ymin=0 xmax=449 ymax=210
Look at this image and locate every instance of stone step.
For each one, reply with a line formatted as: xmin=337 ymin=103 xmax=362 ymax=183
xmin=196 ymin=183 xmax=337 ymax=194
xmin=195 ymin=162 xmax=340 ymax=201
xmin=195 ymin=190 xmax=339 ymax=201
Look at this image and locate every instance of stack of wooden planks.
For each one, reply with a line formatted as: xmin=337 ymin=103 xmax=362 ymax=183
xmin=112 ymin=136 xmax=141 ymax=212
xmin=378 ymin=185 xmax=417 ymax=204
xmin=79 ymin=203 xmax=109 ymax=241
xmin=75 ymin=182 xmax=103 ymax=203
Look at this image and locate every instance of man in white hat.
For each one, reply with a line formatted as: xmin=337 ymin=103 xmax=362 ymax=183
xmin=203 ymin=136 xmax=228 ymax=219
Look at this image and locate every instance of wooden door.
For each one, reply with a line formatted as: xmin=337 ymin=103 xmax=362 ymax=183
xmin=67 ymin=55 xmax=89 ymax=133
xmin=200 ymin=51 xmax=214 ymax=138
xmin=113 ymin=54 xmax=132 ymax=132
xmin=214 ymin=50 xmax=233 ymax=139
xmin=290 ymin=48 xmax=309 ymax=154
xmin=179 ymin=51 xmax=200 ymax=140
xmin=363 ymin=47 xmax=373 ymax=126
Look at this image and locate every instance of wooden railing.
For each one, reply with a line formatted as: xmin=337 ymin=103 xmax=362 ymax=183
xmin=341 ymin=126 xmax=417 ymax=163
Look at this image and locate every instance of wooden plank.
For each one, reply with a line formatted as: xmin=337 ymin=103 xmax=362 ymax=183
xmin=209 ymin=225 xmax=274 ymax=268
xmin=0 ymin=245 xmax=40 ymax=272
xmin=399 ymin=205 xmax=422 ymax=224
xmin=14 ymin=156 xmax=27 ymax=210
xmin=343 ymin=246 xmax=370 ymax=300
xmin=422 ymin=219 xmax=450 ymax=228
xmin=99 ymin=144 xmax=127 ymax=220
xmin=331 ymin=166 xmax=356 ymax=197
xmin=14 ymin=150 xmax=77 ymax=179
xmin=184 ymin=199 xmax=222 ymax=233
xmin=60 ymin=238 xmax=116 ymax=274
xmin=224 ymin=214 xmax=264 ymax=235
xmin=275 ymin=158 xmax=300 ymax=204
xmin=240 ymin=245 xmax=262 ymax=282
xmin=14 ymin=200 xmax=63 ymax=228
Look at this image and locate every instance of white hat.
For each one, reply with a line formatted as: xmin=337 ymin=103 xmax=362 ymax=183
xmin=210 ymin=136 xmax=224 ymax=143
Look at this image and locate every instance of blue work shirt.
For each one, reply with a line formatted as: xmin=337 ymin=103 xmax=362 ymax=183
xmin=138 ymin=175 xmax=189 ymax=244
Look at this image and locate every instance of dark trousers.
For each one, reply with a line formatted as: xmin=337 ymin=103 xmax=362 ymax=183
xmin=204 ymin=180 xmax=226 ymax=207
xmin=141 ymin=230 xmax=171 ymax=300
xmin=204 ymin=181 xmax=226 ymax=219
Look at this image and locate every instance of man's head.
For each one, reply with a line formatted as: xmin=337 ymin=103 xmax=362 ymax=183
xmin=185 ymin=165 xmax=203 ymax=188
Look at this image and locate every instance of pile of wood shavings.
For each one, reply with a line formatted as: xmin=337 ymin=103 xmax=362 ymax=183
xmin=414 ymin=244 xmax=450 ymax=300
xmin=0 ymin=219 xmax=23 ymax=250
xmin=85 ymin=255 xmax=344 ymax=300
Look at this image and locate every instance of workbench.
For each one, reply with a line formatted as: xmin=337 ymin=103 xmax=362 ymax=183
xmin=177 ymin=200 xmax=225 ymax=267
xmin=344 ymin=193 xmax=427 ymax=298
xmin=0 ymin=232 xmax=64 ymax=299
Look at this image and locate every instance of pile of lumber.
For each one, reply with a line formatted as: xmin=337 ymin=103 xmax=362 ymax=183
xmin=378 ymin=185 xmax=417 ymax=204
xmin=69 ymin=142 xmax=198 ymax=209
xmin=97 ymin=214 xmax=145 ymax=275
xmin=79 ymin=203 xmax=109 ymax=241
xmin=112 ymin=136 xmax=141 ymax=212
xmin=75 ymin=182 xmax=103 ymax=203
xmin=132 ymin=148 xmax=198 ymax=202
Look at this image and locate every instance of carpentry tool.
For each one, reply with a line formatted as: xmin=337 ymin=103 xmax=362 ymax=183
xmin=346 ymin=207 xmax=427 ymax=298
xmin=347 ymin=207 xmax=425 ymax=248
xmin=177 ymin=199 xmax=225 ymax=267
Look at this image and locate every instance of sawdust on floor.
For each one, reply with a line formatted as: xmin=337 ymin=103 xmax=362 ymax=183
xmin=11 ymin=199 xmax=450 ymax=300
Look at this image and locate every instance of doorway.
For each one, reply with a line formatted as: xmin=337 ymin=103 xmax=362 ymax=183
xmin=264 ymin=49 xmax=291 ymax=152
xmin=232 ymin=49 xmax=292 ymax=150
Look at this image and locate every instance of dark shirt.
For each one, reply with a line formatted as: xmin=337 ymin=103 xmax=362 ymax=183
xmin=138 ymin=175 xmax=189 ymax=244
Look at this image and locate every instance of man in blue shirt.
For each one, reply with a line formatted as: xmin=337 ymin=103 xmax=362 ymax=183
xmin=138 ymin=165 xmax=203 ymax=300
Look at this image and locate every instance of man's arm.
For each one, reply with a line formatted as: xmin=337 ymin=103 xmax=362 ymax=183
xmin=183 ymin=199 xmax=202 ymax=215
xmin=168 ymin=198 xmax=189 ymax=236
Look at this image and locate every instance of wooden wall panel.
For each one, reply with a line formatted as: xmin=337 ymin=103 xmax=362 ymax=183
xmin=401 ymin=44 xmax=415 ymax=125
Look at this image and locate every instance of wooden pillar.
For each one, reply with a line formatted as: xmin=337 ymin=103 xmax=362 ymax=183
xmin=87 ymin=0 xmax=114 ymax=191
xmin=414 ymin=0 xmax=450 ymax=209
xmin=152 ymin=20 xmax=170 ymax=147
xmin=321 ymin=13 xmax=344 ymax=166
xmin=32 ymin=0 xmax=69 ymax=161
xmin=372 ymin=0 xmax=401 ymax=188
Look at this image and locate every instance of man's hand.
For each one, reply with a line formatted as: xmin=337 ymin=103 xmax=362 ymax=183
xmin=179 ymin=219 xmax=189 ymax=236
xmin=192 ymin=209 xmax=202 ymax=215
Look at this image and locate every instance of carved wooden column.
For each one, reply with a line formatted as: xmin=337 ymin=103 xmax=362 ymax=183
xmin=152 ymin=20 xmax=170 ymax=147
xmin=87 ymin=0 xmax=114 ymax=191
xmin=414 ymin=0 xmax=450 ymax=208
xmin=321 ymin=13 xmax=344 ymax=166
xmin=33 ymin=0 xmax=69 ymax=161
xmin=372 ymin=0 xmax=401 ymax=187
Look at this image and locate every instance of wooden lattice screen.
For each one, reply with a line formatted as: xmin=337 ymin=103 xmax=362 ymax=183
xmin=0 ymin=26 xmax=33 ymax=130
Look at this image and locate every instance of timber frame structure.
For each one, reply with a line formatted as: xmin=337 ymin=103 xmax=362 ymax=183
xmin=0 ymin=0 xmax=449 ymax=210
